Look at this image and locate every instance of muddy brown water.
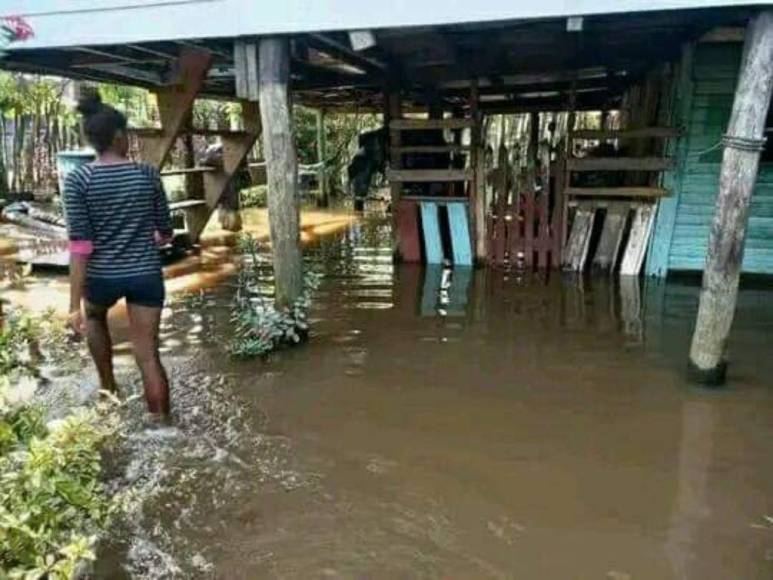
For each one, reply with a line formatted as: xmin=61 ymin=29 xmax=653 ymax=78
xmin=7 ymin=212 xmax=772 ymax=578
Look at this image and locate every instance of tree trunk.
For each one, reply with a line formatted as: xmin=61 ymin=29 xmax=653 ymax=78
xmin=688 ymin=11 xmax=773 ymax=385
xmin=259 ymin=37 xmax=303 ymax=309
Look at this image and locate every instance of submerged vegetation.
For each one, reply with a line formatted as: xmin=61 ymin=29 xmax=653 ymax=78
xmin=229 ymin=234 xmax=321 ymax=358
xmin=0 ymin=307 xmax=122 ymax=579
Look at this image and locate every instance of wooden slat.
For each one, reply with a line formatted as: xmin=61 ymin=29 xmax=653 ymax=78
xmin=570 ymin=127 xmax=680 ymax=140
xmin=128 ymin=127 xmax=163 ymax=137
xmin=562 ymin=208 xmax=596 ymax=271
xmin=552 ymin=158 xmax=567 ymax=268
xmin=592 ymin=206 xmax=629 ymax=271
xmin=420 ymin=202 xmax=444 ymax=264
xmin=169 ymin=199 xmax=207 ymax=210
xmin=390 ymin=118 xmax=474 ymax=130
xmin=190 ymin=128 xmax=251 ymax=137
xmin=233 ymin=39 xmax=248 ymax=99
xmin=161 ymin=166 xmax=215 ymax=176
xmin=387 ymin=169 xmax=473 ymax=182
xmin=447 ymin=202 xmax=473 ymax=266
xmin=130 ymin=127 xmax=250 ymax=138
xmin=245 ymin=41 xmax=259 ymax=102
xmin=396 ymin=200 xmax=422 ymax=263
xmin=393 ymin=145 xmax=470 ymax=154
xmin=523 ymin=187 xmax=536 ymax=268
xmin=566 ymin=157 xmax=675 ymax=172
xmin=620 ymin=204 xmax=657 ymax=276
xmin=491 ymin=203 xmax=508 ymax=266
xmin=401 ymin=196 xmax=469 ymax=203
xmin=565 ymin=187 xmax=669 ymax=198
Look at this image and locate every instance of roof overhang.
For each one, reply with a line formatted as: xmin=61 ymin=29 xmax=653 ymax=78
xmin=0 ymin=0 xmax=765 ymax=50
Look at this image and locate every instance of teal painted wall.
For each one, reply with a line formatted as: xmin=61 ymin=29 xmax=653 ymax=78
xmin=648 ymin=41 xmax=773 ymax=276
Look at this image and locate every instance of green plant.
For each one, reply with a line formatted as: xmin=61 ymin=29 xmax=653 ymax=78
xmin=229 ymin=234 xmax=321 ymax=358
xmin=0 ymin=386 xmax=122 ymax=579
xmin=240 ymin=184 xmax=268 ymax=208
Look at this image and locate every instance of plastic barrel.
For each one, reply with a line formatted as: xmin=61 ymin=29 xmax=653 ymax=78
xmin=56 ymin=150 xmax=95 ymax=194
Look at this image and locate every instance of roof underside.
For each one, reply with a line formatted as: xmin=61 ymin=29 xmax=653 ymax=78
xmin=0 ymin=4 xmax=761 ymax=113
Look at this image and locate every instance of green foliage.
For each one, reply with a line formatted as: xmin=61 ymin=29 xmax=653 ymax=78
xmin=99 ymin=84 xmax=157 ymax=127
xmin=0 ymin=306 xmax=116 ymax=577
xmin=293 ymin=106 xmax=381 ymax=193
xmin=0 ymin=390 xmax=121 ymax=579
xmin=240 ymin=184 xmax=267 ymax=208
xmin=229 ymin=234 xmax=321 ymax=358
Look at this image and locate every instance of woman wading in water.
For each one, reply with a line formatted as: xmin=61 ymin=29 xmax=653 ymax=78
xmin=65 ymin=95 xmax=173 ymax=417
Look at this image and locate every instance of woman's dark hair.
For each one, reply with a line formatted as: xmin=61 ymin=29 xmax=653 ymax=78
xmin=76 ymin=94 xmax=127 ymax=154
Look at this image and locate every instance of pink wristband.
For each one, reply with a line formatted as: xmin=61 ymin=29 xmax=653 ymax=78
xmin=69 ymin=240 xmax=93 ymax=255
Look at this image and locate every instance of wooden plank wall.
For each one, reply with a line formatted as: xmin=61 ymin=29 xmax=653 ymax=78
xmin=648 ymin=41 xmax=773 ymax=275
xmin=487 ymin=164 xmax=562 ymax=270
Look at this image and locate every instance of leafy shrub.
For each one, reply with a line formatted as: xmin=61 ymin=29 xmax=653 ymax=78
xmin=240 ymin=185 xmax=267 ymax=208
xmin=0 ymin=388 xmax=122 ymax=579
xmin=229 ymin=234 xmax=321 ymax=358
xmin=0 ymin=307 xmax=120 ymax=578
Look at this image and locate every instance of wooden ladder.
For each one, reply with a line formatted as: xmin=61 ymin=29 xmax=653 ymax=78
xmin=130 ymin=49 xmax=262 ymax=244
xmin=388 ymin=117 xmax=475 ymax=265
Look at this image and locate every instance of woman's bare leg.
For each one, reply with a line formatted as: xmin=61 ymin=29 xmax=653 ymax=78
xmin=84 ymin=302 xmax=118 ymax=393
xmin=127 ymin=303 xmax=170 ymax=416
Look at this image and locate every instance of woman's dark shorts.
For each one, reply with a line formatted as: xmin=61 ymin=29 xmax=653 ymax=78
xmin=86 ymin=273 xmax=165 ymax=309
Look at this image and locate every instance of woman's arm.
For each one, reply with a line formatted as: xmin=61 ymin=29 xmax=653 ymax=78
xmin=68 ymin=253 xmax=89 ymax=333
xmin=63 ymin=168 xmax=94 ymax=334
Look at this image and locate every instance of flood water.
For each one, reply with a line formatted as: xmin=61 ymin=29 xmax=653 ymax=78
xmin=6 ymin=210 xmax=772 ymax=578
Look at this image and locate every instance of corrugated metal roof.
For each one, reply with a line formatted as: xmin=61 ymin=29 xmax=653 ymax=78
xmin=1 ymin=0 xmax=767 ymax=50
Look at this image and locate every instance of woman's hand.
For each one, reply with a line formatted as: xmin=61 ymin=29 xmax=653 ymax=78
xmin=68 ymin=308 xmax=85 ymax=336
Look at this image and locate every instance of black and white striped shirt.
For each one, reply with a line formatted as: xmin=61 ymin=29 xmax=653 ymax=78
xmin=64 ymin=162 xmax=173 ymax=279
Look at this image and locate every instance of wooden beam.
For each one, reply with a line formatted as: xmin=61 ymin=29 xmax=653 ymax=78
xmin=566 ymin=157 xmax=675 ymax=172
xmin=565 ymin=186 xmax=668 ymax=197
xmin=259 ymin=37 xmax=303 ymax=309
xmin=136 ymin=49 xmax=213 ymax=169
xmin=689 ymin=11 xmax=773 ymax=385
xmin=570 ymin=127 xmax=680 ymax=140
xmin=402 ymin=196 xmax=469 ymax=203
xmin=161 ymin=166 xmax=215 ymax=177
xmin=699 ymin=27 xmax=746 ymax=43
xmin=470 ymin=79 xmax=486 ymax=263
xmin=393 ymin=145 xmax=470 ymax=154
xmin=390 ymin=118 xmax=473 ymax=130
xmin=308 ymin=33 xmax=386 ymax=74
xmin=386 ymin=89 xmax=404 ymax=251
xmin=387 ymin=169 xmax=472 ymax=182
xmin=479 ymin=95 xmax=621 ymax=115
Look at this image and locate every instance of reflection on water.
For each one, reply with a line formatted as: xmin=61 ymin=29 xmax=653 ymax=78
xmin=6 ymin=211 xmax=773 ymax=578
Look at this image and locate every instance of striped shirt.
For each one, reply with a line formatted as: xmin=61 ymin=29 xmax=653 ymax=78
xmin=64 ymin=162 xmax=173 ymax=279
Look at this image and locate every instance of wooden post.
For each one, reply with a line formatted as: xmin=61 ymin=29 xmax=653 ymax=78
xmin=688 ymin=11 xmax=773 ymax=385
xmin=387 ymin=89 xmax=403 ymax=255
xmin=470 ymin=79 xmax=487 ymax=263
xmin=316 ymin=108 xmax=329 ymax=208
xmin=259 ymin=37 xmax=303 ymax=309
